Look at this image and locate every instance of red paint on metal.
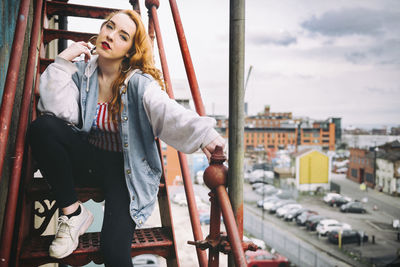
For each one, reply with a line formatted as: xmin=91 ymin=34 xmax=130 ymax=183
xmin=216 ymin=187 xmax=247 ymax=267
xmin=168 ymin=0 xmax=206 ymax=116
xmin=146 ymin=2 xmax=207 ymax=265
xmin=0 ymin=0 xmax=39 ymax=265
xmin=208 ymin=192 xmax=221 ymax=267
xmin=46 ymin=1 xmax=119 ymax=19
xmin=130 ymin=0 xmax=141 ymax=15
xmin=0 ymin=0 xmax=30 ymax=192
xmin=203 ymin=147 xmax=247 ymax=267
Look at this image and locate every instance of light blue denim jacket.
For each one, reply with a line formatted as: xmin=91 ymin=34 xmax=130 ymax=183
xmin=38 ymin=56 xmax=219 ymax=227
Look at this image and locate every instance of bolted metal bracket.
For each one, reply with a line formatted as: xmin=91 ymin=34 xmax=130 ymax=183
xmin=188 ymin=232 xmax=258 ymax=255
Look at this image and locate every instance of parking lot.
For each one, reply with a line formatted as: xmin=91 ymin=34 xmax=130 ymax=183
xmin=244 ymin=174 xmax=400 ymax=266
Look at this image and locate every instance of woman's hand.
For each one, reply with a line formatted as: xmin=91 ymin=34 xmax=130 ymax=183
xmin=202 ymin=135 xmax=226 ymax=162
xmin=58 ymin=41 xmax=92 ymax=62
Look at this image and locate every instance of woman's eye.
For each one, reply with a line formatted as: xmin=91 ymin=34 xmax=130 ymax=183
xmin=121 ymin=35 xmax=128 ymax=41
xmin=106 ymin=24 xmax=113 ymax=29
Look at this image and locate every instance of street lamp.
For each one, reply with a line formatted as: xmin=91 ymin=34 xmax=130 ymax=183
xmin=374 ymin=146 xmax=379 ymax=188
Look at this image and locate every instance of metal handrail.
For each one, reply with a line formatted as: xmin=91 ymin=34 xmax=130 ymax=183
xmin=145 ymin=1 xmax=208 ymax=265
xmin=146 ymin=1 xmax=249 ymax=266
xmin=0 ymin=0 xmax=31 ymax=185
xmin=0 ymin=0 xmax=43 ymax=266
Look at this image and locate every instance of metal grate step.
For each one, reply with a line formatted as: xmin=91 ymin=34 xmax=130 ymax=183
xmin=27 ymin=178 xmax=165 ymax=203
xmin=20 ymin=227 xmax=174 ymax=266
xmin=46 ymin=1 xmax=120 ymax=19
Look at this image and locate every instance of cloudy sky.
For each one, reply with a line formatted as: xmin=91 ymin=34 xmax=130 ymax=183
xmin=68 ymin=0 xmax=400 ymax=128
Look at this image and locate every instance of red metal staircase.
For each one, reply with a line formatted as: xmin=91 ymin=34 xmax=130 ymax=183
xmin=0 ymin=0 xmax=253 ymax=266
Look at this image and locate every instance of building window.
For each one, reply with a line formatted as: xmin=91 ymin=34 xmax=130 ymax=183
xmin=313 ymin=133 xmax=320 ymax=137
xmin=304 ymin=133 xmax=310 ymax=137
xmin=351 ymin=168 xmax=357 ymax=178
xmin=366 ymin=173 xmax=374 ymax=183
xmin=163 ymin=155 xmax=167 ymax=165
xmin=303 ymin=140 xmax=310 ymax=143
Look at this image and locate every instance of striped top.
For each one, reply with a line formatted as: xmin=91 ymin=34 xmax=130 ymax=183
xmin=88 ymin=102 xmax=122 ymax=152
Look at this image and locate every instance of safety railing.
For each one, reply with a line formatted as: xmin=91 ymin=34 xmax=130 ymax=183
xmin=145 ymin=1 xmax=254 ymax=266
xmin=0 ymin=0 xmax=43 ymax=265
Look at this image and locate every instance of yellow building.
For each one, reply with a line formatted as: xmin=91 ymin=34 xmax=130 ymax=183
xmin=293 ymin=149 xmax=331 ymax=191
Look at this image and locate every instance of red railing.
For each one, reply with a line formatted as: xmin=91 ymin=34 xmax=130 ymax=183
xmin=145 ymin=1 xmax=254 ymax=266
xmin=0 ymin=0 xmax=43 ymax=265
xmin=0 ymin=0 xmax=251 ymax=266
xmin=0 ymin=0 xmax=31 ymax=184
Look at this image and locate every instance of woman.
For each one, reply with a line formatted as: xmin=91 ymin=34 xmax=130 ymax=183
xmin=29 ymin=10 xmax=224 ymax=266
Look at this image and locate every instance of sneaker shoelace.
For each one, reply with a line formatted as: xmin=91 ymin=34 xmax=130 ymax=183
xmin=56 ymin=216 xmax=75 ymax=241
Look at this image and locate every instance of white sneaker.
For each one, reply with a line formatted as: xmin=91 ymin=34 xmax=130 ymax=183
xmin=49 ymin=203 xmax=94 ymax=259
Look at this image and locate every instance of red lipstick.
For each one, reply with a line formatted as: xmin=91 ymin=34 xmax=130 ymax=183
xmin=101 ymin=42 xmax=111 ymax=50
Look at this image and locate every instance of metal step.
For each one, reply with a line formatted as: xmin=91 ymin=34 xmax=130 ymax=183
xmin=43 ymin=28 xmax=96 ymax=44
xmin=46 ymin=1 xmax=120 ymax=19
xmin=20 ymin=227 xmax=174 ymax=266
xmin=27 ymin=178 xmax=165 ymax=203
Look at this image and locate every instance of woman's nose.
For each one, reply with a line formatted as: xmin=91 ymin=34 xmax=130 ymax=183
xmin=106 ymin=31 xmax=115 ymax=41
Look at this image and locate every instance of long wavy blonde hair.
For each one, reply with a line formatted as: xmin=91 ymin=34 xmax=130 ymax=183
xmin=99 ymin=10 xmax=165 ymax=122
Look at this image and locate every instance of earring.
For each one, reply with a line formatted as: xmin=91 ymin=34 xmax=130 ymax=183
xmin=88 ymin=35 xmax=98 ymax=55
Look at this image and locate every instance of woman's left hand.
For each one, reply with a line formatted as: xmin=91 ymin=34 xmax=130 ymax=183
xmin=202 ymin=135 xmax=226 ymax=162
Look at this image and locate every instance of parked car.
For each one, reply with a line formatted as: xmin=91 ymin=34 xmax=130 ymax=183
xmin=328 ymin=229 xmax=368 ymax=244
xmin=305 ymin=215 xmax=326 ymax=231
xmin=269 ymin=199 xmax=296 ymax=214
xmin=323 ymin=192 xmax=341 ymax=203
xmin=316 ymin=219 xmax=351 ymax=236
xmin=340 ymin=201 xmax=367 ymax=213
xmin=257 ymin=196 xmax=279 ymax=208
xmin=262 ymin=198 xmax=282 ymax=211
xmin=296 ymin=210 xmax=318 ymax=226
xmin=132 ymin=254 xmax=159 ymax=267
xmin=252 ymin=182 xmax=265 ymax=190
xmin=255 ymin=185 xmax=278 ymax=196
xmin=276 ymin=204 xmax=302 ymax=218
xmin=245 ymin=250 xmax=289 ymax=267
xmin=284 ymin=207 xmax=307 ymax=221
xmin=329 ymin=195 xmax=349 ymax=207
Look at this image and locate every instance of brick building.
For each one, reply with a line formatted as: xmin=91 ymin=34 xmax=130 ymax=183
xmin=214 ymin=106 xmax=337 ymax=154
xmin=347 ymin=148 xmax=375 ymax=187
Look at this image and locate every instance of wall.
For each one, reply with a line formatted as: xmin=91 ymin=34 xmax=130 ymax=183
xmin=0 ymin=0 xmax=20 ymax=101
xmin=376 ymin=159 xmax=394 ymax=193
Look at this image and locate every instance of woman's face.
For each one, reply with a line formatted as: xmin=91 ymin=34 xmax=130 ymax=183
xmin=96 ymin=13 xmax=137 ymax=61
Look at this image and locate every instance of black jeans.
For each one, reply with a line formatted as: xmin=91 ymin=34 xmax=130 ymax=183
xmin=29 ymin=115 xmax=135 ymax=267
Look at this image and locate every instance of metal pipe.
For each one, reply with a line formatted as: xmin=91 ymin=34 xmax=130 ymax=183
xmin=228 ymin=0 xmax=245 ymax=265
xmin=208 ymin=191 xmax=221 ymax=267
xmin=0 ymin=0 xmax=42 ymax=265
xmin=146 ymin=2 xmax=207 ymax=265
xmin=0 ymin=0 xmax=31 ymax=184
xmin=216 ymin=186 xmax=246 ymax=267
xmin=168 ymin=0 xmax=205 ymax=116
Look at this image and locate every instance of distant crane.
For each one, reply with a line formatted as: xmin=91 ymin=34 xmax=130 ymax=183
xmin=244 ymin=65 xmax=253 ymax=115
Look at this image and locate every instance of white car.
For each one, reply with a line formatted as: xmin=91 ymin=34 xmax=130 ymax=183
xmin=323 ymin=193 xmax=341 ymax=203
xmin=262 ymin=198 xmax=281 ymax=211
xmin=316 ymin=219 xmax=351 ymax=236
xmin=276 ymin=204 xmax=302 ymax=218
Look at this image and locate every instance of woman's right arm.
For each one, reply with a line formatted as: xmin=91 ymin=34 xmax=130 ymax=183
xmin=37 ymin=42 xmax=91 ymax=124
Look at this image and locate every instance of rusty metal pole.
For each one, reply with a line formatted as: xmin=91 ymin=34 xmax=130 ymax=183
xmin=204 ymin=147 xmax=246 ymax=267
xmin=168 ymin=0 xmax=206 ymax=116
xmin=0 ymin=0 xmax=43 ymax=265
xmin=0 ymin=0 xmax=31 ymax=183
xmin=228 ymin=0 xmax=245 ymax=266
xmin=208 ymin=191 xmax=221 ymax=266
xmin=145 ymin=1 xmax=208 ymax=265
